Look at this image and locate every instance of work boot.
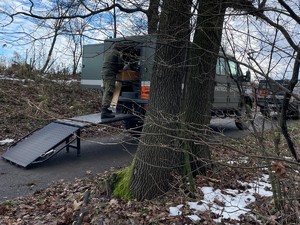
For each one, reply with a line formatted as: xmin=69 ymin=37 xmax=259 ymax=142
xmin=101 ymin=108 xmax=115 ymax=119
xmin=105 ymin=108 xmax=113 ymax=113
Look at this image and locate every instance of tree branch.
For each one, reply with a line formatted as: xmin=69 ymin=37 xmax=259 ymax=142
xmin=5 ymin=3 xmax=147 ymax=23
xmin=277 ymin=0 xmax=300 ymax=24
xmin=230 ymin=0 xmax=299 ymax=51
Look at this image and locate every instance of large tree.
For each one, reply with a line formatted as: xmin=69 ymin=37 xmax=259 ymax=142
xmin=147 ymin=0 xmax=160 ymax=33
xmin=129 ymin=0 xmax=192 ymax=200
xmin=128 ymin=0 xmax=227 ymax=200
xmin=182 ymin=0 xmax=226 ymax=175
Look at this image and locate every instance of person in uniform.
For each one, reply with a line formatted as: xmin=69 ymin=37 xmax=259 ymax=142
xmin=101 ymin=42 xmax=128 ymax=119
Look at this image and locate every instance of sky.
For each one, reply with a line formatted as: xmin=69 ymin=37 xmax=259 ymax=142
xmin=222 ymin=2 xmax=300 ymax=80
xmin=0 ymin=0 xmax=147 ymax=70
xmin=0 ymin=0 xmax=299 ymax=79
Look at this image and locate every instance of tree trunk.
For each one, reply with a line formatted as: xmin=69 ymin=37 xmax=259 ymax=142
xmin=71 ymin=40 xmax=82 ymax=75
xmin=147 ymin=0 xmax=160 ymax=34
xmin=280 ymin=50 xmax=300 ymax=161
xmin=41 ymin=19 xmax=63 ymax=74
xmin=130 ymin=0 xmax=192 ymax=200
xmin=41 ymin=28 xmax=58 ymax=74
xmin=182 ymin=0 xmax=226 ymax=175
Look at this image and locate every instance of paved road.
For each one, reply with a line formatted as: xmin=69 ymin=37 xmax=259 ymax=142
xmin=0 ymin=135 xmax=138 ymax=202
xmin=210 ymin=113 xmax=276 ymax=138
xmin=0 ymin=114 xmax=277 ymax=202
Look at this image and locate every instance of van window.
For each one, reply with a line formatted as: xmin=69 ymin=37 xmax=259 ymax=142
xmin=227 ymin=60 xmax=238 ymax=77
xmin=216 ymin=58 xmax=225 ymax=75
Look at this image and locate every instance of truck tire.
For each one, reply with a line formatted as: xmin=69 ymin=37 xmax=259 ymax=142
xmin=287 ymin=103 xmax=300 ymax=120
xmin=124 ymin=118 xmax=143 ymax=137
xmin=235 ymin=103 xmax=252 ymax=130
xmin=260 ymin=107 xmax=270 ymax=118
xmin=288 ymin=110 xmax=300 ymax=120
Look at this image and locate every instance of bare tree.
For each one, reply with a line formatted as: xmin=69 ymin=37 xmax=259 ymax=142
xmin=182 ymin=0 xmax=226 ymax=176
xmin=230 ymin=0 xmax=300 ymax=160
xmin=129 ymin=0 xmax=193 ymax=200
xmin=40 ymin=18 xmax=65 ymax=74
xmin=0 ymin=1 xmax=154 ymax=72
xmin=223 ymin=0 xmax=300 ymax=216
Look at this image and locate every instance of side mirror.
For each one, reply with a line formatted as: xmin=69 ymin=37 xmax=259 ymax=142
xmin=244 ymin=70 xmax=251 ymax=82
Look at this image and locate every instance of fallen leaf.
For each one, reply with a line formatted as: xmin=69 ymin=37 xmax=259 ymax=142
xmin=109 ymin=199 xmax=118 ymax=206
xmin=272 ymin=161 xmax=286 ymax=177
xmin=73 ymin=200 xmax=82 ymax=211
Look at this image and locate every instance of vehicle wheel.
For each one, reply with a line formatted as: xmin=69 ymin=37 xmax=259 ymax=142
xmin=289 ymin=110 xmax=300 ymax=120
xmin=260 ymin=107 xmax=270 ymax=118
xmin=287 ymin=103 xmax=300 ymax=120
xmin=235 ymin=103 xmax=253 ymax=130
xmin=124 ymin=118 xmax=143 ymax=137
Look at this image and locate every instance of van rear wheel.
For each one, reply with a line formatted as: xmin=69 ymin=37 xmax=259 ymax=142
xmin=235 ymin=103 xmax=253 ymax=130
xmin=260 ymin=107 xmax=270 ymax=118
xmin=124 ymin=118 xmax=143 ymax=137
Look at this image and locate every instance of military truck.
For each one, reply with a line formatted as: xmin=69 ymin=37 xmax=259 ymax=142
xmin=257 ymin=79 xmax=300 ymax=118
xmin=81 ymin=35 xmax=253 ymax=130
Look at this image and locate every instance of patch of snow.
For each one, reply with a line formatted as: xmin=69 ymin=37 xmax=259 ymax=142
xmin=227 ymin=157 xmax=249 ymax=165
xmin=0 ymin=74 xmax=78 ymax=84
xmin=187 ymin=214 xmax=201 ymax=222
xmin=169 ymin=204 xmax=183 ymax=216
xmin=0 ymin=138 xmax=14 ymax=145
xmin=237 ymin=174 xmax=273 ymax=197
xmin=169 ymin=174 xmax=273 ymax=223
xmin=0 ymin=77 xmax=30 ymax=82
xmin=192 ymin=186 xmax=255 ymax=222
xmin=53 ymin=79 xmax=79 ymax=84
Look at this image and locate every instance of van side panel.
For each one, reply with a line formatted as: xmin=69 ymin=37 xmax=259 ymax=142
xmin=140 ymin=40 xmax=156 ymax=82
xmin=81 ymin=44 xmax=104 ymax=89
xmin=81 ymin=36 xmax=157 ymax=89
xmin=214 ymin=57 xmax=228 ymax=108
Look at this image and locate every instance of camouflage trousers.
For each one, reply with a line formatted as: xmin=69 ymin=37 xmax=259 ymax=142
xmin=101 ymin=72 xmax=116 ymax=110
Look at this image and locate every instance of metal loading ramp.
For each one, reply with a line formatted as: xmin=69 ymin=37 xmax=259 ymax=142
xmin=2 ymin=113 xmax=135 ymax=168
xmin=2 ymin=122 xmax=81 ymax=168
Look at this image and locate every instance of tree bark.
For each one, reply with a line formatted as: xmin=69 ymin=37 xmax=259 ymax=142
xmin=280 ymin=50 xmax=300 ymax=161
xmin=147 ymin=0 xmax=160 ymax=34
xmin=41 ymin=19 xmax=63 ymax=74
xmin=130 ymin=0 xmax=192 ymax=200
xmin=182 ymin=0 xmax=226 ymax=175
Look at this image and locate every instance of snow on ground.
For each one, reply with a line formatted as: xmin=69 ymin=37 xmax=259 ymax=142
xmin=0 ymin=139 xmax=14 ymax=146
xmin=169 ymin=174 xmax=273 ymax=223
xmin=0 ymin=74 xmax=79 ymax=84
xmin=0 ymin=75 xmax=31 ymax=82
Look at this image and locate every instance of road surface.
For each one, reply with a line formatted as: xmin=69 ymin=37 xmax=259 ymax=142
xmin=0 ymin=135 xmax=138 ymax=201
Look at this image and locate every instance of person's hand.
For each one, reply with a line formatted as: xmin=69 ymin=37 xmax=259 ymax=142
xmin=119 ymin=69 xmax=135 ymax=73
xmin=123 ymin=64 xmax=131 ymax=70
